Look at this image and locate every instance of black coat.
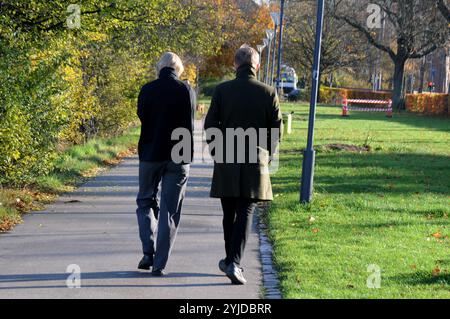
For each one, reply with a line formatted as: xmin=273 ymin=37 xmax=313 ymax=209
xmin=204 ymin=65 xmax=282 ymax=201
xmin=137 ymin=67 xmax=196 ymax=163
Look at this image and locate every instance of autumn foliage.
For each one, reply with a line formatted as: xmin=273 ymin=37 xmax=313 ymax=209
xmin=405 ymin=94 xmax=449 ymax=116
xmin=199 ymin=0 xmax=273 ymax=77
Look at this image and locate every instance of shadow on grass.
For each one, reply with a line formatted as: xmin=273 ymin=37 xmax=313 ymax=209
xmin=312 ymin=109 xmax=450 ymax=133
xmin=273 ymin=151 xmax=450 ymax=196
xmin=391 ymin=271 xmax=449 ymax=286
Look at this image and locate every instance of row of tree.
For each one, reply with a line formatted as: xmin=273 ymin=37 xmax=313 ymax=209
xmin=1 ymin=0 xmax=448 ymax=185
xmin=281 ymin=0 xmax=449 ymax=109
xmin=0 ymin=0 xmax=272 ymax=186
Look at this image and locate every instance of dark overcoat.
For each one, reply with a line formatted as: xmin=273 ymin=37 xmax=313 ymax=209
xmin=204 ymin=65 xmax=282 ymax=201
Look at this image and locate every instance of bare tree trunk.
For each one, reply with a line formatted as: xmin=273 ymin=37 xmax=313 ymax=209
xmin=418 ymin=57 xmax=426 ymax=93
xmin=392 ymin=57 xmax=406 ymax=110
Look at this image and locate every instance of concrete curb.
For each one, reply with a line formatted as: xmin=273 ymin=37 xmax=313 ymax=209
xmin=256 ymin=204 xmax=282 ymax=299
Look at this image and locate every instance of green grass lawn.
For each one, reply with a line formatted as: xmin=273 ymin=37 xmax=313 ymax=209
xmin=270 ymin=103 xmax=449 ymax=298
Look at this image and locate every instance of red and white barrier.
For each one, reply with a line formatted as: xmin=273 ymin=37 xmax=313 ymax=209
xmin=342 ymin=98 xmax=393 ymax=117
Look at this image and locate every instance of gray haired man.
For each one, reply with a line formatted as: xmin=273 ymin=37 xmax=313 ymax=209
xmin=136 ymin=52 xmax=196 ymax=276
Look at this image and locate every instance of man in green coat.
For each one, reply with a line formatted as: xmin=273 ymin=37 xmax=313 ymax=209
xmin=204 ymin=45 xmax=282 ymax=285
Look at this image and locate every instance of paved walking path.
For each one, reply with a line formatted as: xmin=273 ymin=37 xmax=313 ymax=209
xmin=0 ymin=121 xmax=262 ymax=299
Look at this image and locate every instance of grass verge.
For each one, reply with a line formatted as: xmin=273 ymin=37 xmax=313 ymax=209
xmin=0 ymin=127 xmax=140 ymax=232
xmin=269 ymin=103 xmax=449 ymax=298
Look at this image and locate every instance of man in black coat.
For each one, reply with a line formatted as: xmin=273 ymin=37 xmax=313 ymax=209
xmin=204 ymin=45 xmax=282 ymax=285
xmin=136 ymin=52 xmax=196 ymax=276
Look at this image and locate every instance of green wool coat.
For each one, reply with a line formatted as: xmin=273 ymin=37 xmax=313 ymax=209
xmin=204 ymin=65 xmax=283 ymax=201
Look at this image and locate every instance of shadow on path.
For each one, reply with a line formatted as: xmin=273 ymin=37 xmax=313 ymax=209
xmin=0 ymin=271 xmax=223 ymax=283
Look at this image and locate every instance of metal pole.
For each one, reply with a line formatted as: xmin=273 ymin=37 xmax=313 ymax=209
xmin=276 ymin=0 xmax=285 ymax=95
xmin=377 ymin=11 xmax=386 ymax=91
xmin=257 ymin=44 xmax=267 ymax=82
xmin=270 ymin=22 xmax=278 ymax=87
xmin=265 ymin=39 xmax=272 ymax=84
xmin=300 ymin=0 xmax=325 ymax=204
xmin=258 ymin=51 xmax=262 ymax=81
xmin=263 ymin=38 xmax=270 ymax=81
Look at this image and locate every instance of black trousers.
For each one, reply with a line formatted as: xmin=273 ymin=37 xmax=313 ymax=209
xmin=220 ymin=198 xmax=258 ymax=266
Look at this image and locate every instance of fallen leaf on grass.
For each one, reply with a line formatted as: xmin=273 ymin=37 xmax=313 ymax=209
xmin=410 ymin=264 xmax=417 ymax=270
xmin=308 ymin=216 xmax=316 ymax=223
xmin=312 ymin=228 xmax=320 ymax=234
xmin=14 ymin=198 xmax=26 ymax=210
xmin=0 ymin=216 xmax=23 ymax=232
xmin=82 ymin=167 xmax=104 ymax=178
xmin=103 ymin=158 xmax=122 ymax=166
xmin=431 ymin=232 xmax=442 ymax=239
xmin=432 ymin=267 xmax=441 ymax=277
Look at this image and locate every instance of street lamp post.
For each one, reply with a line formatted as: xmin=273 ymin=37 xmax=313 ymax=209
xmin=263 ymin=38 xmax=270 ymax=82
xmin=265 ymin=29 xmax=275 ymax=84
xmin=270 ymin=12 xmax=280 ymax=87
xmin=276 ymin=0 xmax=286 ymax=96
xmin=300 ymin=0 xmax=325 ymax=204
xmin=256 ymin=44 xmax=266 ymax=82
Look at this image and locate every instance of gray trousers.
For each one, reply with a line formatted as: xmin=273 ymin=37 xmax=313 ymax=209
xmin=136 ymin=161 xmax=189 ymax=270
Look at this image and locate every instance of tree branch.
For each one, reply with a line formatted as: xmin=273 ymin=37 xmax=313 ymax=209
xmin=334 ymin=14 xmax=396 ymax=60
xmin=437 ymin=0 xmax=450 ymax=23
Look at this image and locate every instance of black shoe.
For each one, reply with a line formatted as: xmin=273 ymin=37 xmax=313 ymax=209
xmin=151 ymin=268 xmax=165 ymax=276
xmin=219 ymin=259 xmax=228 ymax=274
xmin=138 ymin=255 xmax=153 ymax=270
xmin=226 ymin=263 xmax=247 ymax=285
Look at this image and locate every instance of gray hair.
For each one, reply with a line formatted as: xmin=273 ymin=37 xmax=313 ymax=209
xmin=234 ymin=44 xmax=260 ymax=69
xmin=156 ymin=52 xmax=185 ymax=77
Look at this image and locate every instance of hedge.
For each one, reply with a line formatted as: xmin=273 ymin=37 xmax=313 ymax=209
xmin=319 ymin=87 xmax=393 ymax=105
xmin=319 ymin=88 xmax=450 ymax=116
xmin=405 ymin=93 xmax=449 ymax=116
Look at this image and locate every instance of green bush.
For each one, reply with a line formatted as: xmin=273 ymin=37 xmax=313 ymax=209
xmin=0 ymin=39 xmax=142 ymax=187
xmin=0 ymin=45 xmax=65 ymax=186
